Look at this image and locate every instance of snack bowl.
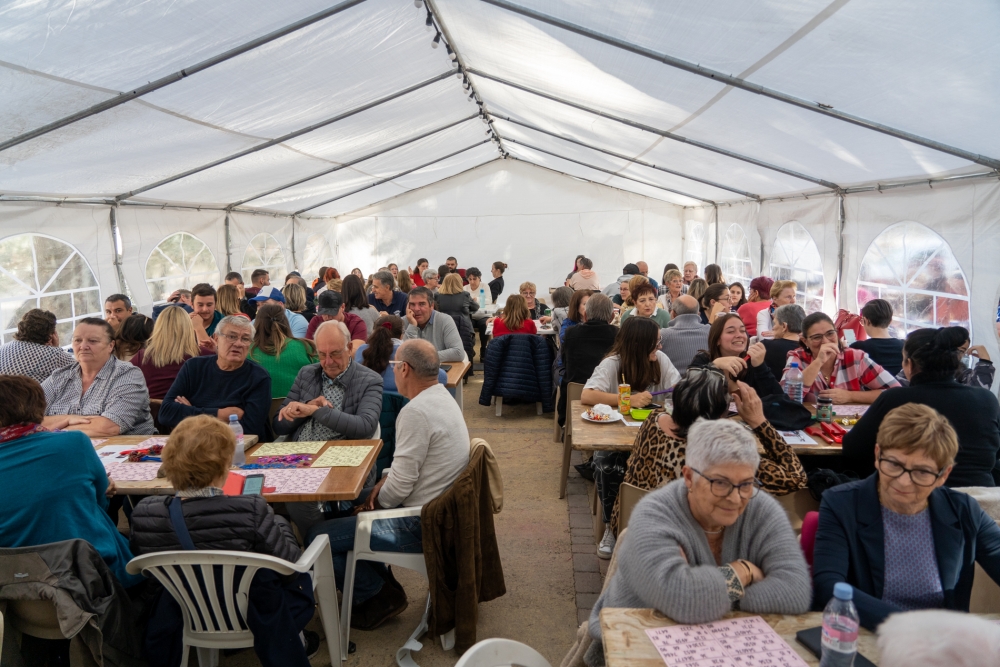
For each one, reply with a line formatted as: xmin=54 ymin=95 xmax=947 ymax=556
xmin=629 ymin=407 xmax=653 ymax=421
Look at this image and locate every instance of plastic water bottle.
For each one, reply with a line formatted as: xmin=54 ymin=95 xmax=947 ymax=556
xmin=785 ymin=361 xmax=804 ymax=403
xmin=820 ymin=583 xmax=859 ymax=667
xmin=478 ymin=287 xmax=486 ymax=308
xmin=229 ymin=415 xmax=246 ymax=467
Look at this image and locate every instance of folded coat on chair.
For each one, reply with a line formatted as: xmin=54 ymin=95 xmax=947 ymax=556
xmin=421 ymin=445 xmax=506 ymax=653
xmin=478 ymin=334 xmax=554 ymax=412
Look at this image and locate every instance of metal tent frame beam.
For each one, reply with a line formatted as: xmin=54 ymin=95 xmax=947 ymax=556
xmin=293 ymin=140 xmax=490 ymax=215
xmin=0 ymin=0 xmax=369 ymax=154
xmin=466 ymin=68 xmax=840 ymax=191
xmin=506 ymin=139 xmax=715 ymax=204
xmin=494 ymin=115 xmax=759 ymax=199
xmin=116 ymin=70 xmax=455 ymax=202
xmin=483 ymin=0 xmax=1000 ymax=172
xmin=230 ymin=113 xmax=479 ymax=207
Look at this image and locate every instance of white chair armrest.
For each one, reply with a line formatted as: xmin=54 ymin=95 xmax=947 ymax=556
xmin=354 ymin=506 xmax=423 ymax=556
xmin=292 ymin=533 xmax=331 ymax=572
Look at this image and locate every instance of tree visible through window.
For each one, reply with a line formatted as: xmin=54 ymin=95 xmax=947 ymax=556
xmin=857 ymin=222 xmax=969 ymax=337
xmin=241 ymin=233 xmax=286 ymax=284
xmin=145 ymin=232 xmax=219 ymax=304
xmin=720 ymin=224 xmax=752 ymax=288
xmin=0 ymin=234 xmax=102 ymax=344
xmin=770 ymin=222 xmax=824 ymax=313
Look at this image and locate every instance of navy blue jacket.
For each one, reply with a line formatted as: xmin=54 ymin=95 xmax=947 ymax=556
xmin=813 ymin=473 xmax=1000 ymax=629
xmin=369 ymin=290 xmax=408 ymax=317
xmin=479 ymin=333 xmax=554 ymax=412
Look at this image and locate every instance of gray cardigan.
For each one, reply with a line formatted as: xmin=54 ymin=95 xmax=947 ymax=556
xmin=403 ymin=311 xmax=465 ymax=362
xmin=588 ymin=480 xmax=811 ymax=657
xmin=272 ymin=360 xmax=383 ymax=441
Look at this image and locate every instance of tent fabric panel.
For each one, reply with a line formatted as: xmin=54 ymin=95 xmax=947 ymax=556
xmin=717 ymin=201 xmax=762 ymax=280
xmin=228 ymin=212 xmax=294 ymax=278
xmin=0 ymin=67 xmax=116 ymax=144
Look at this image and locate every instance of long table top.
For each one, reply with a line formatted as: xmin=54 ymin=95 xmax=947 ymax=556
xmin=569 ymin=401 xmax=844 ymax=455
xmin=444 ymin=360 xmax=472 ymax=388
xmin=98 ymin=435 xmax=380 ymax=502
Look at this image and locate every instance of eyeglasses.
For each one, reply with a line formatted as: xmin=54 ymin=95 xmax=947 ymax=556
xmin=806 ymin=329 xmax=838 ymax=344
xmin=219 ymin=332 xmax=252 ymax=345
xmin=520 ymin=291 xmax=536 ymax=297
xmin=877 ymin=457 xmax=944 ymax=487
xmin=691 ymin=467 xmax=761 ymax=499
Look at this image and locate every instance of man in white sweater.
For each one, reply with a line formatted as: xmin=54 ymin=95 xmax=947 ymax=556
xmin=308 ymin=339 xmax=469 ymax=631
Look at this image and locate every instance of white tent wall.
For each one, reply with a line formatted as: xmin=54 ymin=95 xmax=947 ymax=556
xmin=228 ymin=211 xmax=294 ymax=284
xmin=331 ymin=159 xmax=684 ymax=295
xmin=717 ymin=200 xmax=761 ymax=282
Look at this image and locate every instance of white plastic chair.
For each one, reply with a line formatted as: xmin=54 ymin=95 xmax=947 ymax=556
xmin=340 ymin=506 xmax=455 ymax=666
xmin=126 ymin=534 xmax=341 ymax=667
xmin=454 ymin=638 xmax=551 ymax=667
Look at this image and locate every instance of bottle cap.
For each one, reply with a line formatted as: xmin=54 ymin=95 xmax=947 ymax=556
xmin=229 ymin=414 xmax=238 ymax=422
xmin=790 ymin=361 xmax=798 ymax=369
xmin=833 ymin=582 xmax=853 ymax=600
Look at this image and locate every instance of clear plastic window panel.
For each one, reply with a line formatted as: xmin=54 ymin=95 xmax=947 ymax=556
xmin=145 ymin=232 xmax=220 ymax=304
xmin=857 ymin=222 xmax=970 ymax=338
xmin=684 ymin=222 xmax=705 ymax=270
xmin=241 ymin=233 xmax=287 ymax=283
xmin=0 ymin=234 xmax=101 ymax=344
xmin=302 ymin=235 xmax=335 ymax=278
xmin=770 ymin=222 xmax=824 ymax=313
xmin=720 ymin=225 xmax=752 ymax=288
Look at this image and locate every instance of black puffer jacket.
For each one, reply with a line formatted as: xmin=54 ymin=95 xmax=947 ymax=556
xmin=130 ymin=495 xmax=301 ymax=562
xmin=479 ymin=333 xmax=554 ymax=412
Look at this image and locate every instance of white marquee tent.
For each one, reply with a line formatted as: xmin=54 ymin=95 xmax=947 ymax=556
xmin=2 ymin=0 xmax=999 ymax=373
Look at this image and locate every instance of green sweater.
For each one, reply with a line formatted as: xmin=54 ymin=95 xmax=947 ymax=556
xmin=620 ymin=306 xmax=671 ymax=328
xmin=249 ymin=338 xmax=317 ymax=398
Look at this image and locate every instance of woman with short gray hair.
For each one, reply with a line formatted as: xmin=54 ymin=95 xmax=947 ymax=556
xmin=762 ymin=303 xmax=806 ymax=379
xmin=586 ymin=417 xmax=811 ymax=665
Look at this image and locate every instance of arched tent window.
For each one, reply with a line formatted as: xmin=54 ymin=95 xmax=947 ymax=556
xmin=145 ymin=232 xmax=219 ymax=304
xmin=720 ymin=225 xmax=752 ymax=288
xmin=857 ymin=222 xmax=970 ymax=337
xmin=684 ymin=222 xmax=705 ymax=273
xmin=241 ymin=233 xmax=286 ymax=284
xmin=302 ymin=234 xmax=335 ymax=280
xmin=0 ymin=234 xmax=101 ymax=344
xmin=770 ymin=222 xmax=824 ymax=313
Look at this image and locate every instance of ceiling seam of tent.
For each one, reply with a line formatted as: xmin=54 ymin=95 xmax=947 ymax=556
xmin=495 ymin=115 xmax=759 ymax=199
xmin=505 ymin=157 xmax=685 ymax=208
xmin=229 ymin=113 xmax=481 ymax=207
xmin=507 ymin=139 xmax=714 ymax=205
xmin=114 ymin=70 xmax=456 ymax=202
xmin=0 ymin=0 xmax=371 ymax=155
xmin=293 ymin=140 xmax=491 ymax=215
xmin=424 ymin=0 xmax=507 ymax=160
xmin=482 ymin=0 xmax=1000 ymax=172
xmin=466 ymin=68 xmax=840 ymax=191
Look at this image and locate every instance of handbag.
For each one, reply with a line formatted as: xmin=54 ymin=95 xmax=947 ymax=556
xmin=759 ymin=393 xmax=814 ymax=431
xmin=834 ymin=309 xmax=867 ymax=342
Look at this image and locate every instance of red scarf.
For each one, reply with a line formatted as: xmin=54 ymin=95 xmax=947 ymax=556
xmin=0 ymin=422 xmax=47 ymax=444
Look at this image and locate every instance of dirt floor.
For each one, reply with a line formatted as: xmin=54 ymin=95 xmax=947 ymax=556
xmin=225 ymin=372 xmax=579 ymax=667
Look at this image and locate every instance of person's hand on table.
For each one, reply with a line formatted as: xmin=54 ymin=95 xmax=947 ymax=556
xmin=629 ymin=391 xmax=653 ymax=408
xmin=746 ymin=342 xmax=766 ymax=368
xmin=733 ymin=381 xmax=766 ymax=429
xmin=49 ymin=415 xmax=92 ymax=430
xmin=967 ymin=345 xmax=990 ymax=361
xmin=712 ymin=356 xmax=746 ymax=378
xmin=539 ymin=315 xmax=552 ymax=325
xmin=277 ymin=402 xmax=316 ymax=421
xmin=106 ymin=476 xmax=117 ymax=499
xmin=819 ymin=388 xmax=852 ymax=404
xmin=216 ymin=406 xmax=244 ymax=421
xmin=175 ymin=396 xmax=192 ymax=406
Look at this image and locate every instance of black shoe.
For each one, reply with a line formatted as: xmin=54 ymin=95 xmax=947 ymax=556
xmin=350 ymin=582 xmax=408 ymax=630
xmin=303 ymin=630 xmax=321 ymax=659
xmin=575 ymin=462 xmax=595 ymax=482
xmin=380 ymin=565 xmax=404 ymax=593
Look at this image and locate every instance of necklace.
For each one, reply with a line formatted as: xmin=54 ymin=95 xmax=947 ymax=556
xmin=703 ymin=527 xmax=724 ymax=534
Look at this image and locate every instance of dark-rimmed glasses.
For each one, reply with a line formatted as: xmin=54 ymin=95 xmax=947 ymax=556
xmin=690 ymin=468 xmax=761 ymax=499
xmin=877 ymin=457 xmax=944 ymax=487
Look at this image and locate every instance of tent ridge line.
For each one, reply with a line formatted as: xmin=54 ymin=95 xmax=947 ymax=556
xmin=466 ymin=67 xmax=840 ymax=191
xmin=114 ymin=69 xmax=456 ymax=202
xmin=507 ymin=156 xmax=683 ymax=208
xmin=0 ymin=0 xmax=370 ymax=155
xmin=507 ymin=138 xmax=715 ymax=204
xmin=495 ymin=114 xmax=759 ymax=199
xmin=482 ymin=0 xmax=1000 ymax=171
xmin=231 ymin=112 xmax=480 ymax=207
xmin=293 ymin=140 xmax=490 ymax=215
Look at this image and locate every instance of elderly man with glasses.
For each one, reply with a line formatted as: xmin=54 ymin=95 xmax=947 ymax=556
xmin=159 ymin=315 xmax=272 ymax=439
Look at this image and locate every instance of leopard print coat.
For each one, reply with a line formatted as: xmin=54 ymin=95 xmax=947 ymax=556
xmin=609 ymin=409 xmax=807 ymax=535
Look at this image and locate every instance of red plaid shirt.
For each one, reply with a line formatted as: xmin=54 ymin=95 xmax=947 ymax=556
xmin=783 ymin=347 xmax=900 ymax=396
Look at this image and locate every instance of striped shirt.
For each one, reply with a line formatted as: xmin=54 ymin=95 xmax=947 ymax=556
xmin=42 ymin=356 xmax=154 ymax=435
xmin=0 ymin=340 xmax=75 ymax=384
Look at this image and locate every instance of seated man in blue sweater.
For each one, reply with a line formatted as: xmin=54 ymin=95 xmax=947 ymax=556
xmin=159 ymin=315 xmax=272 ymax=439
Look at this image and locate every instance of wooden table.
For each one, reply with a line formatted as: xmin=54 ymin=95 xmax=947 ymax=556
xmin=98 ymin=436 xmax=381 ymax=502
xmin=569 ymin=401 xmax=844 ymax=456
xmin=445 ymin=360 xmax=472 ymax=411
xmin=600 ymin=608 xmax=875 ymax=667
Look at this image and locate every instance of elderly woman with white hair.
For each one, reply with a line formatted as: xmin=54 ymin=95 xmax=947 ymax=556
xmin=584 ymin=419 xmax=811 ymax=666
xmin=877 ymin=610 xmax=1000 ymax=667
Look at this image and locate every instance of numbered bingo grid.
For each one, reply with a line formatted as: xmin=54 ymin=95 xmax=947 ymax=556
xmin=645 ymin=615 xmax=808 ymax=667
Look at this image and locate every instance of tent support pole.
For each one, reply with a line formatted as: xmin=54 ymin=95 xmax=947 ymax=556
xmin=108 ymin=204 xmax=130 ymax=298
xmin=506 ymin=139 xmax=716 ymax=204
xmin=713 ymin=205 xmax=720 ymax=264
xmin=482 ymin=0 xmax=1000 ymax=171
xmin=291 ymin=216 xmax=298 ymax=271
xmin=836 ymin=193 xmax=846 ymax=311
xmin=467 ymin=68 xmax=840 ymax=191
xmin=224 ymin=211 xmax=233 ymax=273
xmin=116 ymin=70 xmax=456 ymax=202
xmin=0 ymin=0 xmax=370 ymax=155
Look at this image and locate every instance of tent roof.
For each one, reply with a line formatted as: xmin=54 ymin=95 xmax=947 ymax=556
xmin=2 ymin=0 xmax=998 ymax=217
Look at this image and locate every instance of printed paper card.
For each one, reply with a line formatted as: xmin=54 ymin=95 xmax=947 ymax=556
xmin=105 ymin=462 xmax=163 ymax=482
xmin=312 ymin=445 xmax=374 ymax=468
xmin=234 ymin=468 xmax=329 ymax=495
xmin=135 ymin=437 xmax=170 ymax=449
xmin=95 ymin=445 xmax=136 ymax=470
xmin=645 ymin=616 xmax=809 ymax=667
xmin=90 ymin=439 xmax=107 ymax=447
xmin=252 ymin=441 xmax=328 ymax=456
xmin=777 ymin=430 xmax=817 ymax=446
